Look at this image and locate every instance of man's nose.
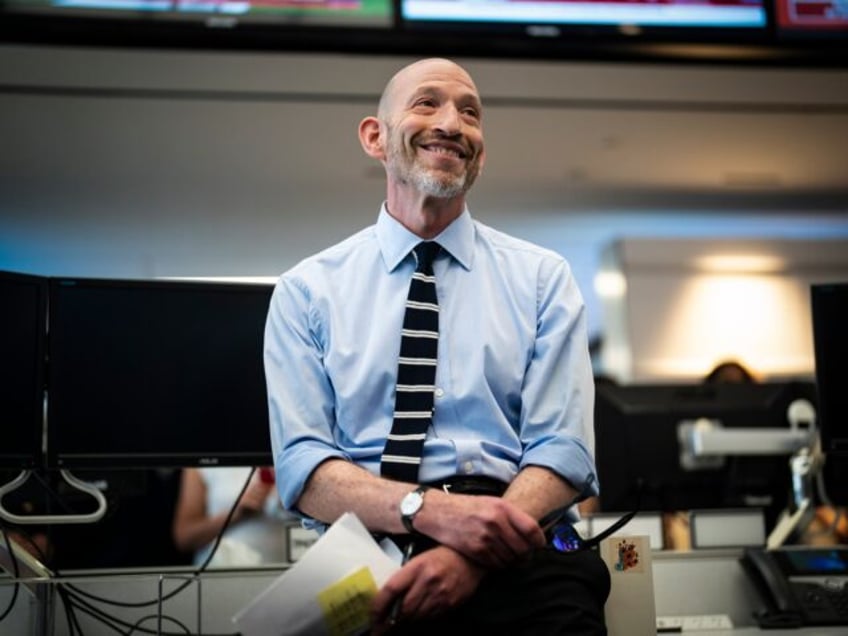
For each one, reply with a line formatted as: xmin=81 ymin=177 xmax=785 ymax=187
xmin=433 ymin=104 xmax=462 ymax=135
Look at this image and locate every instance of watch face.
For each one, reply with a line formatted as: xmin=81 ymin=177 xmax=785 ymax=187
xmin=401 ymin=491 xmax=424 ymax=516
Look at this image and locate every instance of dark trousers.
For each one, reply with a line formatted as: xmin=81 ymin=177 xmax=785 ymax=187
xmin=388 ymin=546 xmax=611 ymax=635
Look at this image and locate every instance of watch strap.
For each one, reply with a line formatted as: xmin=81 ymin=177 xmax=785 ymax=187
xmin=401 ymin=485 xmax=430 ymax=534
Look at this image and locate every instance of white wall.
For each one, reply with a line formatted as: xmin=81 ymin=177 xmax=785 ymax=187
xmin=600 ymin=238 xmax=848 ymax=382
xmin=1 ymin=44 xmax=847 ymax=362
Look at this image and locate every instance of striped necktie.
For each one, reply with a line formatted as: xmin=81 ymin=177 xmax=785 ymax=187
xmin=381 ymin=241 xmax=441 ymax=483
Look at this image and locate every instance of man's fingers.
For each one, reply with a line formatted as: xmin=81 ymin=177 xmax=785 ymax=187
xmin=472 ymin=499 xmax=546 ymax=563
xmin=371 ymin=569 xmax=411 ymax=627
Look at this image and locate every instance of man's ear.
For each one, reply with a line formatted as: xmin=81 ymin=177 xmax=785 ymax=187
xmin=358 ymin=116 xmax=385 ymax=160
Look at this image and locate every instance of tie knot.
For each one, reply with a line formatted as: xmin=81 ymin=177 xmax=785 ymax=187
xmin=413 ymin=242 xmax=440 ymax=274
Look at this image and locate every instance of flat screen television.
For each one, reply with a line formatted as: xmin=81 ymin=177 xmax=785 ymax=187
xmin=776 ymin=0 xmax=848 ymax=38
xmin=46 ymin=277 xmax=274 ymax=469
xmin=400 ymin=0 xmax=768 ymax=33
xmin=811 ymin=282 xmax=848 ymax=506
xmin=0 ymin=270 xmax=47 ymax=469
xmin=0 ymin=0 xmax=394 ymax=28
xmin=594 ymin=381 xmax=817 ymax=525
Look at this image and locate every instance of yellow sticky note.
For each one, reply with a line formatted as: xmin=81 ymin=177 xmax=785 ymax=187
xmin=317 ymin=566 xmax=378 ymax=636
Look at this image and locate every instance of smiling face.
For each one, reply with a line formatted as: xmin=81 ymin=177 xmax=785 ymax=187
xmin=378 ymin=59 xmax=486 ymax=201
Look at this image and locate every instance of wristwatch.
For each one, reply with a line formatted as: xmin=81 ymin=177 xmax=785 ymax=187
xmin=400 ymin=486 xmax=430 ymax=534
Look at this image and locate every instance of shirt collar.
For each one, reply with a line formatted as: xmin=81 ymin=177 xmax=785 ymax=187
xmin=376 ymin=203 xmax=474 ymax=272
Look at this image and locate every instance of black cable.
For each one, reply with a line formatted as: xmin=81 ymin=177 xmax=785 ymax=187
xmin=194 ymin=466 xmax=257 ymax=573
xmin=62 ymin=591 xmax=130 ymax=635
xmin=128 ymin=613 xmax=191 ymax=635
xmin=52 ymin=468 xmax=256 ymax=636
xmin=59 ymin=580 xmax=197 ymax=636
xmin=66 ymin=584 xmax=237 ymax=636
xmin=0 ymin=521 xmax=21 ymax=623
xmin=63 ymin=585 xmax=159 ymax=635
xmin=67 ymin=467 xmax=256 ymax=609
xmin=28 ymin=469 xmax=90 ymax=517
xmin=2 ymin=468 xmax=254 ymax=634
xmin=56 ymin=584 xmax=83 ymax=636
xmin=56 ymin=586 xmax=73 ymax=636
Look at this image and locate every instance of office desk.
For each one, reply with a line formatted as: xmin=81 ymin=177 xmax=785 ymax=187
xmin=652 ymin=549 xmax=848 ymax=635
xmin=682 ymin=631 xmax=846 ymax=636
xmin=2 ymin=549 xmax=847 ymax=635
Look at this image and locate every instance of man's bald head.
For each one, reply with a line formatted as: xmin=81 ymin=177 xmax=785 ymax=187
xmin=377 ymin=58 xmax=481 ymax=123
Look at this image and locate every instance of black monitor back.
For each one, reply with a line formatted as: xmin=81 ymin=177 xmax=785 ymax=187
xmin=0 ymin=270 xmax=47 ymax=469
xmin=47 ymin=277 xmax=274 ymax=469
xmin=595 ymin=382 xmax=816 ymax=520
xmin=811 ymin=282 xmax=848 ymax=506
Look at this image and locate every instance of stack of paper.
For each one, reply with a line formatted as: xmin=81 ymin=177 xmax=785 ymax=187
xmin=233 ymin=512 xmax=400 ymax=636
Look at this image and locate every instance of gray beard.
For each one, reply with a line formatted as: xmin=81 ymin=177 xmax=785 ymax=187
xmin=410 ymin=168 xmax=468 ymax=199
xmin=385 ymin=130 xmax=475 ymax=199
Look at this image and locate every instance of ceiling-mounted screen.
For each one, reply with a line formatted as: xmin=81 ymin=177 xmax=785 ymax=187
xmin=400 ymin=0 xmax=767 ymax=31
xmin=776 ymin=0 xmax=848 ymax=37
xmin=47 ymin=277 xmax=274 ymax=469
xmin=1 ymin=0 xmax=393 ymax=27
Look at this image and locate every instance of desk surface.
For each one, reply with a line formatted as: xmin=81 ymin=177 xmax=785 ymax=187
xmin=4 ymin=548 xmax=848 ymax=636
xmin=686 ymin=630 xmax=847 ymax=635
xmin=651 ymin=549 xmax=848 ymax=636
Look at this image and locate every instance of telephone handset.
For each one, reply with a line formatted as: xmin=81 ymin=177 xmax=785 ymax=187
xmin=741 ymin=546 xmax=848 ymax=628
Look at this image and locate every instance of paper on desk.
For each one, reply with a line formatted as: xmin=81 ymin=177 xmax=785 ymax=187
xmin=232 ymin=512 xmax=401 ymax=636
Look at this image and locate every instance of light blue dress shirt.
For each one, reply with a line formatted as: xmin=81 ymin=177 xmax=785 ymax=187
xmin=264 ymin=206 xmax=598 ymax=521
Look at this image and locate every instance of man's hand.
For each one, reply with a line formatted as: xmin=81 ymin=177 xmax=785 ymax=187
xmin=370 ymin=546 xmax=485 ymax=634
xmin=295 ymin=461 xmax=568 ymax=564
xmin=415 ymin=491 xmax=546 ymax=568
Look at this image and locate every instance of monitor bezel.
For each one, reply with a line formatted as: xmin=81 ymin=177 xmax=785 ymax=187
xmin=45 ymin=276 xmax=274 ymax=470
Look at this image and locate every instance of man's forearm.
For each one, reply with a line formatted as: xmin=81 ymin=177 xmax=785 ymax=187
xmin=296 ymin=458 xmax=414 ymax=534
xmin=298 ymin=459 xmax=552 ymax=567
xmin=503 ymin=465 xmax=579 ymax=522
xmin=299 ymin=460 xmax=577 ymax=530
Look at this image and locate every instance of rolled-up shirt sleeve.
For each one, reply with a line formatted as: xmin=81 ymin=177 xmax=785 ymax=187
xmin=264 ymin=274 xmax=349 ymax=512
xmin=518 ymin=257 xmax=598 ymax=500
xmin=263 ymin=212 xmax=599 ymax=513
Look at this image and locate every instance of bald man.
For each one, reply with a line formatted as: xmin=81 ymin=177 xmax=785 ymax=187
xmin=264 ymin=58 xmax=609 ymax=634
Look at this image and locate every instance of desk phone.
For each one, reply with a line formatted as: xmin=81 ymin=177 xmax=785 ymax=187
xmin=741 ymin=546 xmax=848 ymax=628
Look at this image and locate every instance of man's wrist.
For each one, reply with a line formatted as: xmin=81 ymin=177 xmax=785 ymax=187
xmin=399 ymin=486 xmax=430 ymax=534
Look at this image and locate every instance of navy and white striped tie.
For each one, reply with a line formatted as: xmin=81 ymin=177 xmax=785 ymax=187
xmin=381 ymin=241 xmax=441 ymax=483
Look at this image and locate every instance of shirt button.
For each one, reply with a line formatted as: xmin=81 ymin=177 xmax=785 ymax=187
xmin=435 ymin=388 xmax=444 ymax=398
xmin=463 ymin=461 xmax=474 ymax=474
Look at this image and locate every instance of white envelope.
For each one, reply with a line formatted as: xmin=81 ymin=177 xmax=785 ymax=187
xmin=233 ymin=512 xmax=400 ymax=636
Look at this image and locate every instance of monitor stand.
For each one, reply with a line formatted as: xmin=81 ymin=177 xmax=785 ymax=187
xmin=0 ymin=469 xmax=107 ymax=525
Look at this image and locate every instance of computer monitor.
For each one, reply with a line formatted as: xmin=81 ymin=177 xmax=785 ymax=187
xmin=400 ymin=0 xmax=768 ymax=32
xmin=776 ymin=0 xmax=848 ymax=39
xmin=811 ymin=282 xmax=848 ymax=506
xmin=0 ymin=0 xmax=394 ymax=28
xmin=0 ymin=270 xmax=47 ymax=469
xmin=594 ymin=381 xmax=817 ymax=524
xmin=46 ymin=277 xmax=274 ymax=469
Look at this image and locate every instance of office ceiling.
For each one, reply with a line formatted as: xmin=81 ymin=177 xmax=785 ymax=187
xmin=1 ymin=46 xmax=847 ymax=225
